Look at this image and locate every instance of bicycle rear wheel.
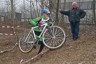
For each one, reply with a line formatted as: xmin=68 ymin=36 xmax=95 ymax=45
xmin=19 ymin=30 xmax=34 ymax=53
xmin=43 ymin=26 xmax=66 ymax=49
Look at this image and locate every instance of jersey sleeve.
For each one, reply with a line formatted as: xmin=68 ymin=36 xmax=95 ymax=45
xmin=29 ymin=15 xmax=45 ymax=26
xmin=29 ymin=18 xmax=39 ymax=26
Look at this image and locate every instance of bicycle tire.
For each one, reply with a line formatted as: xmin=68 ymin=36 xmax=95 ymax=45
xmin=19 ymin=29 xmax=34 ymax=53
xmin=43 ymin=26 xmax=66 ymax=49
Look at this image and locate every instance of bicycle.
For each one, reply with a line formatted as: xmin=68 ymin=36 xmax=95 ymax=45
xmin=19 ymin=17 xmax=66 ymax=53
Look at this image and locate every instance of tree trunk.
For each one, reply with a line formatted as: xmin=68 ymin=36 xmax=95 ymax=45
xmin=49 ymin=0 xmax=53 ymax=13
xmin=30 ymin=0 xmax=32 ymax=19
xmin=55 ymin=0 xmax=60 ymax=24
xmin=10 ymin=0 xmax=14 ymax=25
xmin=61 ymin=0 xmax=66 ymax=22
xmin=93 ymin=0 xmax=96 ymax=25
xmin=41 ymin=0 xmax=44 ymax=9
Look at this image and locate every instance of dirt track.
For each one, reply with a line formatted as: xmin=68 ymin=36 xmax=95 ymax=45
xmin=0 ymin=25 xmax=96 ymax=64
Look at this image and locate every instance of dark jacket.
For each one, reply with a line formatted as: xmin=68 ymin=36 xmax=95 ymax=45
xmin=60 ymin=8 xmax=86 ymax=22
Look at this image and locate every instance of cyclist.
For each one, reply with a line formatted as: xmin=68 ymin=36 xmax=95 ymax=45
xmin=29 ymin=9 xmax=50 ymax=54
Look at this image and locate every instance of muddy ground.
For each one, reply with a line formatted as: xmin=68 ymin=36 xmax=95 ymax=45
xmin=0 ymin=25 xmax=96 ymax=64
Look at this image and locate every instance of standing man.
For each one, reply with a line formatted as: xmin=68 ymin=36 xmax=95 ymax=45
xmin=60 ymin=2 xmax=86 ymax=40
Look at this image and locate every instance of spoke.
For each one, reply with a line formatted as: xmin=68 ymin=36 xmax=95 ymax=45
xmin=44 ymin=34 xmax=48 ymax=37
xmin=48 ymin=28 xmax=54 ymax=37
xmin=50 ymin=38 xmax=58 ymax=47
xmin=54 ymin=32 xmax=65 ymax=41
xmin=57 ymin=31 xmax=63 ymax=35
xmin=44 ymin=38 xmax=52 ymax=43
xmin=54 ymin=38 xmax=60 ymax=47
xmin=45 ymin=31 xmax=53 ymax=37
xmin=53 ymin=39 xmax=59 ymax=47
xmin=54 ymin=27 xmax=58 ymax=35
xmin=55 ymin=34 xmax=64 ymax=40
xmin=56 ymin=35 xmax=63 ymax=37
xmin=56 ymin=32 xmax=64 ymax=36
xmin=55 ymin=29 xmax=63 ymax=36
xmin=44 ymin=34 xmax=53 ymax=40
xmin=56 ymin=35 xmax=64 ymax=38
xmin=49 ymin=38 xmax=53 ymax=47
xmin=51 ymin=27 xmax=55 ymax=34
xmin=58 ymin=38 xmax=62 ymax=44
xmin=45 ymin=31 xmax=50 ymax=35
xmin=51 ymin=39 xmax=55 ymax=47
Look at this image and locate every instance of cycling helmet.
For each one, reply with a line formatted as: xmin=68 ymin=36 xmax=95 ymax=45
xmin=41 ymin=9 xmax=50 ymax=14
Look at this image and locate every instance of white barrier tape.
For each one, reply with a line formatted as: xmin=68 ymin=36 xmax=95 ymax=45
xmin=0 ymin=33 xmax=16 ymax=35
xmin=0 ymin=26 xmax=16 ymax=35
xmin=0 ymin=26 xmax=15 ymax=28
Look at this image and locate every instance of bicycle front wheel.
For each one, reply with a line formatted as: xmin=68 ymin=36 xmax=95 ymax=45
xmin=19 ymin=30 xmax=34 ymax=53
xmin=43 ymin=26 xmax=66 ymax=49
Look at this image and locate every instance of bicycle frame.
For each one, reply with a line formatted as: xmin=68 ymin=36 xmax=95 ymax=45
xmin=24 ymin=23 xmax=48 ymax=44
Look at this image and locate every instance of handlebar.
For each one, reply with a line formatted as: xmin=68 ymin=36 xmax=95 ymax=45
xmin=32 ymin=17 xmax=50 ymax=29
xmin=41 ymin=17 xmax=49 ymax=22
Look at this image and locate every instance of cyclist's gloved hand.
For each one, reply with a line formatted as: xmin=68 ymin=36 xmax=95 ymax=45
xmin=38 ymin=21 xmax=43 ymax=26
xmin=39 ymin=21 xmax=42 ymax=25
xmin=38 ymin=23 xmax=41 ymax=27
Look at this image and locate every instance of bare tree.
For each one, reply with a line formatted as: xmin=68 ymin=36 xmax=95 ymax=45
xmin=93 ymin=0 xmax=96 ymax=25
xmin=5 ymin=0 xmax=11 ymax=19
xmin=29 ymin=0 xmax=33 ymax=19
xmin=10 ymin=0 xmax=18 ymax=25
xmin=10 ymin=0 xmax=14 ymax=19
xmin=40 ymin=0 xmax=44 ymax=9
xmin=61 ymin=0 xmax=66 ymax=22
xmin=23 ymin=0 xmax=26 ymax=20
xmin=55 ymin=0 xmax=60 ymax=23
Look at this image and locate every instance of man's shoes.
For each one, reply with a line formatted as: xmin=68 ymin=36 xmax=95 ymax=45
xmin=73 ymin=37 xmax=79 ymax=40
xmin=73 ymin=38 xmax=77 ymax=40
